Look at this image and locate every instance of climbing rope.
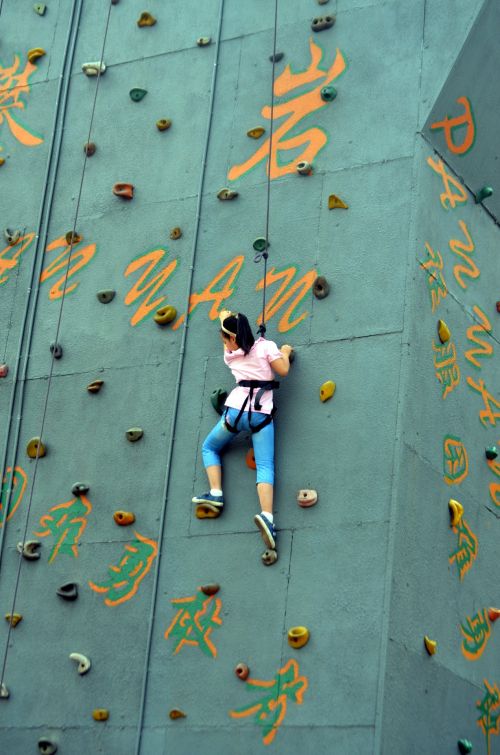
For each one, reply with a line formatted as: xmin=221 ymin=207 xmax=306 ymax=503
xmin=255 ymin=0 xmax=279 ymax=337
xmin=0 ymin=0 xmax=113 ymax=691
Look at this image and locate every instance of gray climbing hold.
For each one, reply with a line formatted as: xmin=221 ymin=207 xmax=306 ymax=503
xmin=0 ymin=683 xmax=9 ymax=699
xmin=130 ymin=88 xmax=148 ymax=102
xmin=197 ymin=36 xmax=211 ymax=46
xmin=50 ymin=342 xmax=63 ymax=359
xmin=126 ymin=428 xmax=144 ymax=442
xmin=72 ymin=483 xmax=89 ymax=497
xmin=82 ymin=61 xmax=106 ymax=76
xmin=69 ymin=652 xmax=91 ymax=675
xmin=269 ymin=52 xmax=284 ymax=62
xmin=261 ymin=549 xmax=278 ymax=566
xmin=57 ymin=583 xmax=78 ymax=601
xmin=17 ymin=541 xmax=41 ymax=560
xmin=217 ymin=188 xmax=239 ymax=201
xmin=38 ymin=739 xmax=57 ymax=755
xmin=96 ymin=289 xmax=116 ymax=304
xmin=313 ymin=276 xmax=330 ymax=299
xmin=296 ymin=160 xmax=313 ymax=175
xmin=33 ymin=4 xmax=46 ymax=15
xmin=311 ymin=15 xmax=336 ymax=32
xmin=4 ymin=228 xmax=21 ymax=245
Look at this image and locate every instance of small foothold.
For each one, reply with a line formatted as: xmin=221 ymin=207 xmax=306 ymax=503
xmin=486 ymin=446 xmax=498 ymax=460
xmin=311 ymin=15 xmax=336 ymax=32
xmin=297 ymin=489 xmax=318 ymax=508
xmin=438 ymin=319 xmax=451 ymax=344
xmin=247 ymin=127 xmax=265 ymax=139
xmin=4 ymin=228 xmax=21 ymax=245
xmin=92 ymin=709 xmax=109 ymax=721
xmin=83 ymin=142 xmax=96 ymax=156
xmin=200 ymin=583 xmax=220 ymax=596
xmin=320 ymin=85 xmax=337 ymax=102
xmin=488 ymin=607 xmax=500 ymax=623
xmin=317 ymin=0 xmax=330 ymax=4
xmin=448 ymin=499 xmax=464 ymax=527
xmin=246 ymin=448 xmax=256 ymax=470
xmin=82 ymin=61 xmax=106 ymax=76
xmin=113 ymin=511 xmax=136 ymax=526
xmin=26 ymin=438 xmax=46 ymax=459
xmin=72 ymin=483 xmax=89 ymax=497
xmin=217 ymin=188 xmax=238 ymax=201
xmin=38 ymin=739 xmax=57 ymax=755
xmin=56 ymin=582 xmax=78 ymax=601
xmin=457 ymin=740 xmax=472 ymax=754
xmin=156 ymin=119 xmax=172 ymax=131
xmin=253 ymin=237 xmax=270 ymax=253
xmin=261 ymin=548 xmax=278 ymax=566
xmin=137 ymin=12 xmax=156 ymax=27
xmin=474 ymin=186 xmax=493 ymax=204
xmin=0 ymin=158 xmax=5 ymax=167
xmin=496 ymin=301 xmax=500 ymax=313
xmin=424 ymin=635 xmax=437 ymax=655
xmin=235 ymin=663 xmax=250 ymax=680
xmin=197 ymin=37 xmax=211 ymax=46
xmin=65 ymin=230 xmax=81 ymax=245
xmin=17 ymin=540 xmax=41 ymax=560
xmin=50 ymin=342 xmax=63 ymax=359
xmin=69 ymin=652 xmax=91 ymax=675
xmin=313 ymin=275 xmax=330 ymax=299
xmin=170 ymin=227 xmax=182 ymax=240
xmin=0 ymin=683 xmax=9 ymax=699
xmin=328 ymin=194 xmax=348 ymax=209
xmin=269 ymin=52 xmax=284 ymax=62
xmin=195 ymin=503 xmax=221 ymax=519
xmin=0 ymin=364 xmax=8 ymax=378
xmin=210 ymin=388 xmax=228 ymax=415
xmin=5 ymin=613 xmax=22 ymax=628
xmin=296 ymin=160 xmax=313 ymax=175
xmin=87 ymin=379 xmax=104 ymax=393
xmin=169 ymin=708 xmax=186 ymax=719
xmin=126 ymin=428 xmax=144 ymax=442
xmin=33 ymin=4 xmax=47 ymax=15
xmin=288 ymin=626 xmax=310 ymax=649
xmin=154 ymin=305 xmax=177 ymax=325
xmin=320 ymin=380 xmax=336 ymax=402
xmin=113 ymin=183 xmax=134 ymax=200
xmin=27 ymin=48 xmax=46 ymax=64
xmin=130 ymin=88 xmax=148 ymax=102
xmin=97 ymin=289 xmax=116 ymax=304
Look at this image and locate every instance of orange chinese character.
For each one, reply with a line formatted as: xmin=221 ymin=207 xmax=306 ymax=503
xmin=426 ymin=156 xmax=468 ymax=210
xmin=124 ymin=248 xmax=178 ymax=327
xmin=230 ymin=659 xmax=308 ymax=745
xmin=421 ymin=242 xmax=447 ymax=311
xmin=40 ymin=234 xmax=97 ymax=300
xmin=0 ymin=466 xmax=28 ymax=526
xmin=465 ymin=306 xmax=493 ymax=368
xmin=449 ymin=517 xmax=478 ymax=580
xmin=443 ymin=435 xmax=469 ymax=485
xmin=461 ymin=609 xmax=491 ymax=661
xmin=448 ymin=220 xmax=480 ymax=290
xmin=486 ymin=454 xmax=500 ymax=508
xmin=466 ymin=377 xmax=500 ymax=427
xmin=164 ymin=588 xmax=223 ymax=658
xmin=0 ymin=55 xmax=44 ymax=149
xmin=228 ymin=39 xmax=346 ymax=181
xmin=433 ymin=340 xmax=460 ymax=398
xmin=34 ymin=495 xmax=92 ymax=563
xmin=89 ymin=532 xmax=157 ymax=606
xmin=430 ymin=96 xmax=475 ymax=156
xmin=0 ymin=233 xmax=35 ymax=286
xmin=477 ymin=679 xmax=500 ymax=755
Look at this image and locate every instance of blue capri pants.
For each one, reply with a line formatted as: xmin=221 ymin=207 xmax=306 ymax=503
xmin=202 ymin=407 xmax=275 ymax=485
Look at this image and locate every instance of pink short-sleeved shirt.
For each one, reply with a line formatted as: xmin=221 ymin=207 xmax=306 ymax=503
xmin=224 ymin=337 xmax=283 ymax=415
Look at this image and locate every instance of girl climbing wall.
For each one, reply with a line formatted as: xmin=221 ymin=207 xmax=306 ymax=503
xmin=192 ymin=310 xmax=293 ymax=550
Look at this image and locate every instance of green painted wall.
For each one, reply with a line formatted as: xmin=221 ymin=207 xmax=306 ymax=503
xmin=0 ymin=1 xmax=497 ymax=753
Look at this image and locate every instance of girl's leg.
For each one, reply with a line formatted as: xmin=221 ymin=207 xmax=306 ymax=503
xmin=201 ymin=411 xmax=239 ymax=490
xmin=251 ymin=420 xmax=275 ymax=514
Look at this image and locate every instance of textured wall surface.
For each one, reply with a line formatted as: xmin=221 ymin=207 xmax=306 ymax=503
xmin=0 ymin=1 xmax=497 ymax=754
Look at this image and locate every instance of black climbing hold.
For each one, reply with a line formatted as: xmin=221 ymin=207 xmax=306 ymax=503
xmin=210 ymin=388 xmax=228 ymax=415
xmin=56 ymin=582 xmax=78 ymax=601
xmin=83 ymin=142 xmax=96 ymax=156
xmin=50 ymin=342 xmax=63 ymax=359
xmin=71 ymin=483 xmax=89 ymax=497
xmin=38 ymin=738 xmax=58 ymax=755
xmin=269 ymin=52 xmax=284 ymax=62
xmin=311 ymin=15 xmax=336 ymax=32
xmin=96 ymin=289 xmax=116 ymax=304
xmin=313 ymin=275 xmax=330 ymax=299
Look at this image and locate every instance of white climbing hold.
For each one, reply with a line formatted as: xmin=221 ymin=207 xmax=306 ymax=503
xmin=82 ymin=61 xmax=106 ymax=76
xmin=69 ymin=652 xmax=91 ymax=675
xmin=0 ymin=682 xmax=9 ymax=698
xmin=17 ymin=540 xmax=41 ymax=560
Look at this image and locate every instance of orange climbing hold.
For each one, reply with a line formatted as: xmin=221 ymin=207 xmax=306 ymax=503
xmin=246 ymin=448 xmax=256 ymax=470
xmin=488 ymin=608 xmax=500 ymax=623
xmin=113 ymin=511 xmax=136 ymax=526
xmin=113 ymin=183 xmax=134 ymax=200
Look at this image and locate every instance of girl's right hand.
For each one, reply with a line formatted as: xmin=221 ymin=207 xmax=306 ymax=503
xmin=280 ymin=344 xmax=293 ymax=356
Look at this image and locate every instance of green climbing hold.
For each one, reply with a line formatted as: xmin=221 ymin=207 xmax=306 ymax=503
xmin=210 ymin=388 xmax=228 ymax=415
xmin=320 ymin=86 xmax=337 ymax=102
xmin=457 ymin=740 xmax=473 ymax=754
xmin=97 ymin=289 xmax=116 ymax=304
xmin=486 ymin=446 xmax=498 ymax=460
xmin=474 ymin=186 xmax=493 ymax=203
xmin=253 ymin=237 xmax=270 ymax=253
xmin=129 ymin=88 xmax=148 ymax=102
xmin=33 ymin=3 xmax=47 ymax=14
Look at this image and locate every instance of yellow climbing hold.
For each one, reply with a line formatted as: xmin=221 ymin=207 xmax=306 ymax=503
xmin=5 ymin=613 xmax=22 ymax=627
xmin=137 ymin=12 xmax=156 ymax=27
xmin=438 ymin=319 xmax=451 ymax=343
xmin=156 ymin=119 xmax=172 ymax=131
xmin=195 ymin=503 xmax=221 ymax=519
xmin=287 ymin=626 xmax=310 ymax=649
xmin=113 ymin=511 xmax=136 ymax=526
xmin=87 ymin=379 xmax=104 ymax=393
xmin=0 ymin=157 xmax=5 ymax=166
xmin=92 ymin=709 xmax=109 ymax=721
xmin=320 ymin=380 xmax=336 ymax=402
xmin=448 ymin=499 xmax=464 ymax=527
xmin=424 ymin=636 xmax=437 ymax=655
xmin=328 ymin=194 xmax=348 ymax=209
xmin=27 ymin=47 xmax=46 ymax=63
xmin=26 ymin=437 xmax=46 ymax=458
xmin=154 ymin=305 xmax=177 ymax=325
xmin=247 ymin=127 xmax=265 ymax=139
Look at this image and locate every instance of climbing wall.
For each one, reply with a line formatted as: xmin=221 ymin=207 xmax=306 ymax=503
xmin=0 ymin=1 xmax=497 ymax=754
